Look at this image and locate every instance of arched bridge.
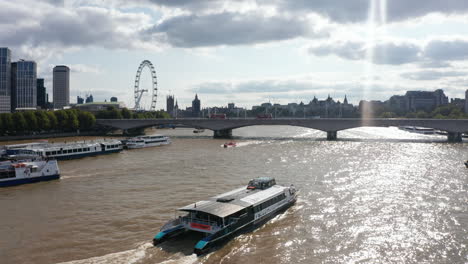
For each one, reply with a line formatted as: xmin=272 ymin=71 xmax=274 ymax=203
xmin=96 ymin=118 xmax=468 ymax=142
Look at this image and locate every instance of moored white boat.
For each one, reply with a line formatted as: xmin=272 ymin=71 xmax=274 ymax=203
xmin=399 ymin=126 xmax=436 ymax=135
xmin=3 ymin=140 xmax=123 ymax=160
xmin=125 ymin=134 xmax=171 ymax=149
xmin=0 ymin=159 xmax=60 ymax=187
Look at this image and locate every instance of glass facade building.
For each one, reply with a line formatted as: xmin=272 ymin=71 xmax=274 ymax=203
xmin=0 ymin=48 xmax=11 ymax=113
xmin=53 ymin=65 xmax=70 ymax=109
xmin=37 ymin=78 xmax=47 ymax=109
xmin=11 ymin=60 xmax=37 ymax=111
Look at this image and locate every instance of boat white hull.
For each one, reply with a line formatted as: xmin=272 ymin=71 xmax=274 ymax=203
xmin=126 ymin=140 xmax=171 ymax=149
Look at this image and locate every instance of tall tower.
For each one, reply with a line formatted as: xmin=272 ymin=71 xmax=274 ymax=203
xmin=0 ymin=48 xmax=11 ymax=113
xmin=53 ymin=65 xmax=70 ymax=109
xmin=11 ymin=60 xmax=37 ymax=111
xmin=465 ymin=90 xmax=468 ymax=114
xmin=192 ymin=94 xmax=201 ymax=117
xmin=37 ymin=78 xmax=47 ymax=109
xmin=166 ymin=95 xmax=175 ymax=116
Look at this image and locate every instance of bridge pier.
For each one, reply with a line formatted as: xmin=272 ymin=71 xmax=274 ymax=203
xmin=213 ymin=129 xmax=233 ymax=139
xmin=447 ymin=132 xmax=462 ymax=143
xmin=327 ymin=131 xmax=337 ymax=140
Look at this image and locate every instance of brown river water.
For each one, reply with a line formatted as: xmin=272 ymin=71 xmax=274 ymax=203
xmin=0 ymin=126 xmax=467 ymax=264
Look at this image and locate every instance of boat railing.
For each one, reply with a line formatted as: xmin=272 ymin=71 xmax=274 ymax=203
xmin=181 ymin=216 xmax=222 ymax=232
xmin=160 ymin=218 xmax=182 ymax=231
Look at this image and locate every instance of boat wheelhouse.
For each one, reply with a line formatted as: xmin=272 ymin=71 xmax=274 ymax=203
xmin=125 ymin=134 xmax=171 ymax=149
xmin=153 ymin=177 xmax=297 ymax=255
xmin=3 ymin=140 xmax=123 ymax=160
xmin=0 ymin=159 xmax=60 ymax=187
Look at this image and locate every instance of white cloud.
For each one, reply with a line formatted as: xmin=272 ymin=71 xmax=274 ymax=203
xmin=68 ymin=64 xmax=103 ymax=74
xmin=401 ymin=70 xmax=468 ymax=81
xmin=308 ymin=38 xmax=468 ymax=65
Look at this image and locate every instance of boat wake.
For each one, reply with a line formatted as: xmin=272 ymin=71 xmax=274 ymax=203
xmin=157 ymin=254 xmax=198 ymax=264
xmin=61 ymin=173 xmax=100 ymax=180
xmin=57 ymin=242 xmax=152 ymax=264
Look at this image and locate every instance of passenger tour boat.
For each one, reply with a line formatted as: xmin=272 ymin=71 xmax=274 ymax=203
xmin=153 ymin=177 xmax=297 ymax=255
xmin=3 ymin=140 xmax=122 ymax=160
xmin=125 ymin=135 xmax=171 ymax=149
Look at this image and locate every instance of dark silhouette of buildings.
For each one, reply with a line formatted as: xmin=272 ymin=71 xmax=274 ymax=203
xmin=405 ymin=89 xmax=448 ymax=112
xmin=166 ymin=95 xmax=175 ymax=116
xmin=85 ymin=94 xmax=93 ymax=103
xmin=192 ymin=94 xmax=201 ymax=117
xmin=77 ymin=96 xmax=84 ymax=104
xmin=383 ymin=89 xmax=449 ymax=114
xmin=110 ymin=97 xmax=118 ymax=102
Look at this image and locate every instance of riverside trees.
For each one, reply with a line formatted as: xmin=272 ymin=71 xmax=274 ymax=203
xmin=0 ymin=109 xmax=96 ymax=136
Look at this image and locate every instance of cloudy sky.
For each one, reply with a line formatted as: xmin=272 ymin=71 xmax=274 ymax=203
xmin=2 ymin=0 xmax=468 ymax=110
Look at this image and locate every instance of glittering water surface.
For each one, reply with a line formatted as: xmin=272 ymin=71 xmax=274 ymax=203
xmin=0 ymin=127 xmax=467 ymax=264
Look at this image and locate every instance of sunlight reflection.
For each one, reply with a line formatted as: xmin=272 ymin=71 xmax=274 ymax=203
xmin=362 ymin=0 xmax=387 ymax=122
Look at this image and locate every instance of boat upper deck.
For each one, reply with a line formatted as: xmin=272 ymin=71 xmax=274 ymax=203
xmin=4 ymin=140 xmax=121 ymax=152
xmin=178 ymin=184 xmax=287 ymax=218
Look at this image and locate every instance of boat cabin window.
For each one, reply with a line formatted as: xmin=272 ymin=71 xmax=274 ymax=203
xmin=247 ymin=178 xmax=276 ymax=190
xmin=0 ymin=170 xmax=16 ymax=179
xmin=253 ymin=193 xmax=286 ymax=213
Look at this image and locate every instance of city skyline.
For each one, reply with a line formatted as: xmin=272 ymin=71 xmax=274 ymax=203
xmin=2 ymin=1 xmax=468 ymax=110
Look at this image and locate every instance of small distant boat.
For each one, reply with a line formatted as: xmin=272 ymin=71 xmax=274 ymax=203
xmin=125 ymin=134 xmax=171 ymax=149
xmin=193 ymin=128 xmax=205 ymax=133
xmin=0 ymin=159 xmax=60 ymax=187
xmin=465 ymin=160 xmax=468 ymax=168
xmin=223 ymin=142 xmax=236 ymax=148
xmin=399 ymin=126 xmax=435 ymax=135
xmin=153 ymin=177 xmax=297 ymax=255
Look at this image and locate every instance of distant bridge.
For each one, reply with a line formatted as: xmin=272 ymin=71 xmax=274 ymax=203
xmin=96 ymin=118 xmax=468 ymax=142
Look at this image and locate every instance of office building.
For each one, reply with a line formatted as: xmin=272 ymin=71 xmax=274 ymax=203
xmin=53 ymin=65 xmax=70 ymax=109
xmin=465 ymin=90 xmax=468 ymax=114
xmin=37 ymin=78 xmax=47 ymax=109
xmin=0 ymin=48 xmax=11 ymax=113
xmin=11 ymin=60 xmax=37 ymax=111
xmin=110 ymin=97 xmax=118 ymax=102
xmin=405 ymin=89 xmax=448 ymax=112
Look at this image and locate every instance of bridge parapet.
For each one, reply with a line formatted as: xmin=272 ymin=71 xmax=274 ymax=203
xmin=96 ymin=118 xmax=468 ymax=142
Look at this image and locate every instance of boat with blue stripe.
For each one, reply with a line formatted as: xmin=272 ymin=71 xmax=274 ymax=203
xmin=153 ymin=177 xmax=297 ymax=255
xmin=0 ymin=159 xmax=60 ymax=187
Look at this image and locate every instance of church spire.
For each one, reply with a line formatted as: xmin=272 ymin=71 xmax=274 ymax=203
xmin=344 ymin=95 xmax=348 ymax=105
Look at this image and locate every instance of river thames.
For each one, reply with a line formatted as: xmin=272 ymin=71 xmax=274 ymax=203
xmin=0 ymin=126 xmax=467 ymax=264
